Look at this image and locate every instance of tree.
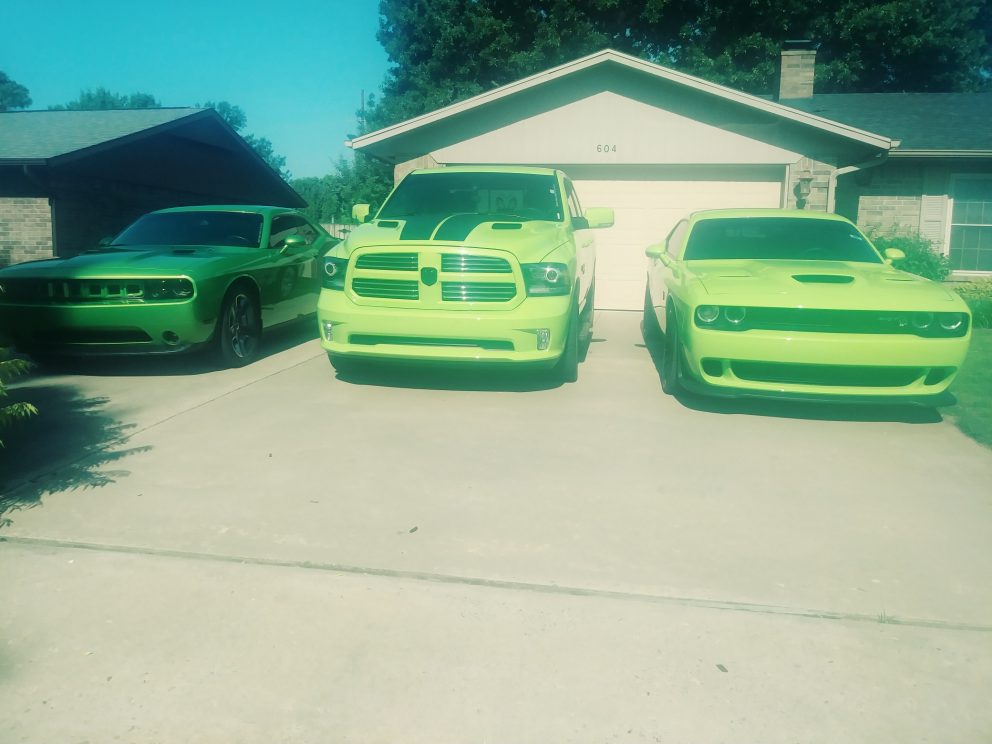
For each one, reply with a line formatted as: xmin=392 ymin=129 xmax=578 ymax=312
xmin=49 ymin=87 xmax=161 ymax=110
xmin=291 ymin=155 xmax=392 ymax=224
xmin=0 ymin=353 xmax=36 ymax=448
xmin=0 ymin=71 xmax=32 ymax=111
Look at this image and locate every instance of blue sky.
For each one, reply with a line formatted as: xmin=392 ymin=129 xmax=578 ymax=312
xmin=1 ymin=0 xmax=391 ymax=178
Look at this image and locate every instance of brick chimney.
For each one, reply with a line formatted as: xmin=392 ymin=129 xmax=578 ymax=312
xmin=777 ymin=40 xmax=817 ymax=100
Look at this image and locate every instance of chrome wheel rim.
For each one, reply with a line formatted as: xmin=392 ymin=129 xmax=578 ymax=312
xmin=226 ymin=293 xmax=257 ymax=358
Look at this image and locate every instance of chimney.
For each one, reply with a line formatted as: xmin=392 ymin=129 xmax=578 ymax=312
xmin=777 ymin=40 xmax=817 ymax=100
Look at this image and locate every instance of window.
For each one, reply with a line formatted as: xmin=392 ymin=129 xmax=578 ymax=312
xmin=112 ymin=211 xmax=263 ymax=248
xmin=666 ymin=220 xmax=689 ymax=258
xmin=269 ymin=214 xmax=316 ymax=249
xmin=949 ymin=176 xmax=992 ymax=271
xmin=683 ymin=218 xmax=882 ymax=263
xmin=563 ymin=180 xmax=584 ymax=220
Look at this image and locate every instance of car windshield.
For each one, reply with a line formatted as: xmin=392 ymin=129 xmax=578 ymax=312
xmin=683 ymin=217 xmax=883 ymax=263
xmin=377 ymin=171 xmax=563 ymax=222
xmin=111 ymin=211 xmax=264 ymax=248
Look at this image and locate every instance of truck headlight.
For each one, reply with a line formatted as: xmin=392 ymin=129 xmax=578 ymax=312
xmin=521 ymin=263 xmax=570 ymax=296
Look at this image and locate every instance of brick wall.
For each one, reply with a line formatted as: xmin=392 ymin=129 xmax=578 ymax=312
xmin=849 ymin=162 xmax=931 ymax=236
xmin=0 ymin=197 xmax=54 ymax=267
xmin=786 ymin=156 xmax=835 ymax=211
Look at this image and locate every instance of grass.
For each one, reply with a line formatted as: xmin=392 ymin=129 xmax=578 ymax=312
xmin=940 ymin=328 xmax=992 ymax=448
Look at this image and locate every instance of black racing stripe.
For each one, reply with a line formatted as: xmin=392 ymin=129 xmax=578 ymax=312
xmin=399 ymin=215 xmax=445 ymax=241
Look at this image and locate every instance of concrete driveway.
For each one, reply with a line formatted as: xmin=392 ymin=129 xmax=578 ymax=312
xmin=2 ymin=311 xmax=990 ymax=743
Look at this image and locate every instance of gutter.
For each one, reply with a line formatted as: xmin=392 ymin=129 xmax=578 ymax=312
xmin=827 ymin=144 xmax=898 ymax=213
xmin=888 ymin=149 xmax=992 ymax=159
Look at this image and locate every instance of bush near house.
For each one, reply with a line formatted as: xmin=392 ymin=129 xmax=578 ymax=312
xmin=869 ymin=232 xmax=951 ymax=282
xmin=0 ymin=349 xmax=36 ymax=446
xmin=955 ymin=279 xmax=992 ymax=329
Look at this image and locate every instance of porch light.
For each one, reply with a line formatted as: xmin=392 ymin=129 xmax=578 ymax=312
xmin=796 ymin=170 xmax=814 ymax=207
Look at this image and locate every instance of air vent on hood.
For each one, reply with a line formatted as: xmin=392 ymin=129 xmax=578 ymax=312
xmin=792 ymin=274 xmax=854 ymax=284
xmin=491 ymin=223 xmax=522 ymax=230
xmin=377 ymin=220 xmax=400 ymax=228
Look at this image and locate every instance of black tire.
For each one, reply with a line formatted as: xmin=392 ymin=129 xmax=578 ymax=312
xmin=642 ymin=286 xmax=662 ymax=344
xmin=556 ymin=300 xmax=580 ymax=383
xmin=659 ymin=305 xmax=683 ymax=396
xmin=579 ymin=281 xmax=595 ymax=362
xmin=217 ymin=288 xmax=261 ymax=367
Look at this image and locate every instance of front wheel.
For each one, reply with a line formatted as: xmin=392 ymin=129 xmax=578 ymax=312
xmin=659 ymin=306 xmax=683 ymax=395
xmin=555 ymin=301 xmax=580 ymax=384
xmin=217 ymin=289 xmax=261 ymax=367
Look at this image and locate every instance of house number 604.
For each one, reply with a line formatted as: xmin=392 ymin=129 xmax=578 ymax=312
xmin=596 ymin=144 xmax=617 ymax=153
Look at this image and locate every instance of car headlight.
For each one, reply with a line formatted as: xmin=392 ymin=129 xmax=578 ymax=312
xmin=695 ymin=305 xmax=719 ymax=324
xmin=521 ymin=263 xmax=570 ymax=296
xmin=911 ymin=312 xmax=934 ymax=330
xmin=723 ymin=306 xmax=747 ymax=325
xmin=147 ymin=278 xmax=195 ymax=300
xmin=938 ymin=312 xmax=965 ymax=331
xmin=322 ymin=257 xmax=348 ymax=290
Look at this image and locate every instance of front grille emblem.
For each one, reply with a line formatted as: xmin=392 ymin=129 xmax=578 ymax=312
xmin=421 ymin=267 xmax=438 ymax=286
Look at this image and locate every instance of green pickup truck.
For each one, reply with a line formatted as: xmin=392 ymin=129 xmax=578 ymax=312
xmin=317 ymin=166 xmax=613 ymax=382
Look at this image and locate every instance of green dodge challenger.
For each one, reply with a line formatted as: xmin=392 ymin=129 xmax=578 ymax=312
xmin=0 ymin=205 xmax=334 ymax=366
xmin=644 ymin=209 xmax=972 ymax=402
xmin=318 ymin=166 xmax=613 ymax=382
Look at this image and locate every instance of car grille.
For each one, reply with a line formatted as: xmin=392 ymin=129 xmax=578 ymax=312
xmin=441 ymin=282 xmax=517 ymax=302
xmin=354 ymin=253 xmax=418 ymax=271
xmin=0 ymin=278 xmax=163 ymax=304
xmin=348 ymin=334 xmax=514 ymax=350
xmin=440 ymin=254 xmax=512 ymax=273
xmin=712 ymin=308 xmax=969 ymax=338
xmin=731 ymin=361 xmax=925 ymax=388
xmin=351 ymin=278 xmax=420 ymax=300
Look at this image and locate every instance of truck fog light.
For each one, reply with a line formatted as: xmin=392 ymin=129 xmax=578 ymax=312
xmin=536 ymin=328 xmax=551 ymax=350
xmin=322 ymin=321 xmax=334 ymax=340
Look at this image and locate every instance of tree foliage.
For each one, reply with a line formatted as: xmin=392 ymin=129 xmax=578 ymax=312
xmin=292 ymin=155 xmax=393 ymax=224
xmin=0 ymin=352 xmax=37 ymax=447
xmin=200 ymin=100 xmax=289 ymax=178
xmin=49 ymin=87 xmax=161 ymax=110
xmin=0 ymin=71 xmax=32 ymax=112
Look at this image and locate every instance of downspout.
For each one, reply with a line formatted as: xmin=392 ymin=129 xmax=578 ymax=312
xmin=826 ymin=142 xmax=898 ymax=213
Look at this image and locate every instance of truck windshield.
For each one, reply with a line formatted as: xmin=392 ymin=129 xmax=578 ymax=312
xmin=684 ymin=218 xmax=883 ymax=263
xmin=112 ymin=211 xmax=264 ymax=248
xmin=378 ymin=171 xmax=563 ymax=222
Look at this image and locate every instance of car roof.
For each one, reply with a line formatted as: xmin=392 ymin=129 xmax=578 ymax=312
xmin=150 ymin=205 xmax=298 ymax=217
xmin=689 ymin=208 xmax=854 ymax=224
xmin=406 ymin=165 xmax=560 ymax=177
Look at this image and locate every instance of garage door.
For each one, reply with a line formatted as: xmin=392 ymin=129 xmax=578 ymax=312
xmin=572 ymin=171 xmax=784 ymax=310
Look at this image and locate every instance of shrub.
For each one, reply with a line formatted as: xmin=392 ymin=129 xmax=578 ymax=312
xmin=869 ymin=231 xmax=951 ymax=282
xmin=956 ymin=279 xmax=992 ymax=329
xmin=0 ymin=349 xmax=36 ymax=446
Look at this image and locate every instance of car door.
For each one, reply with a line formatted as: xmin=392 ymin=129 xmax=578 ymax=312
xmin=265 ymin=213 xmax=321 ymax=324
xmin=563 ymin=178 xmax=595 ymax=309
xmin=649 ymin=219 xmax=689 ymax=333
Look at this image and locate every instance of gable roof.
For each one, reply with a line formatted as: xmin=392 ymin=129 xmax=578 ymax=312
xmin=0 ymin=108 xmax=205 ymax=160
xmin=780 ymin=93 xmax=992 ymax=155
xmin=348 ymin=48 xmax=894 ymax=155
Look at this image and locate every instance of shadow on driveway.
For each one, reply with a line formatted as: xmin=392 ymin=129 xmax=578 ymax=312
xmin=331 ymin=359 xmax=565 ymax=393
xmin=0 ymin=385 xmax=149 ymax=528
xmin=638 ymin=326 xmax=944 ymax=425
xmin=27 ymin=318 xmax=319 ymax=378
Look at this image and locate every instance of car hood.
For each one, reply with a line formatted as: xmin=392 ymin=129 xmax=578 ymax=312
xmin=688 ymin=259 xmax=963 ymax=310
xmin=343 ymin=216 xmax=570 ymax=263
xmin=0 ymin=245 xmax=258 ymax=278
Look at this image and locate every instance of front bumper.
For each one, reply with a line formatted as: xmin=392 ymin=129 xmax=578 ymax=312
xmin=317 ymin=290 xmax=571 ymax=364
xmin=680 ymin=326 xmax=972 ymax=399
xmin=0 ymin=301 xmax=216 ymax=356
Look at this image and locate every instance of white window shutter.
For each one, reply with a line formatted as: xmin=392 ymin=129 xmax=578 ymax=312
xmin=920 ymin=195 xmax=949 ymax=253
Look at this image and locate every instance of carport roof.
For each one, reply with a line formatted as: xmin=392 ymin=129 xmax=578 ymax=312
xmin=347 ymin=48 xmax=894 ymax=157
xmin=0 ymin=108 xmax=304 ymax=207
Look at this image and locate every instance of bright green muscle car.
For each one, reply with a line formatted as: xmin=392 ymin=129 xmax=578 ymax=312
xmin=317 ymin=166 xmax=613 ymax=382
xmin=643 ymin=209 xmax=971 ymax=402
xmin=0 ymin=205 xmax=334 ymax=366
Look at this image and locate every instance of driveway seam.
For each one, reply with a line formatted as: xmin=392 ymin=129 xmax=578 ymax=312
xmin=3 ymin=534 xmax=989 ymax=633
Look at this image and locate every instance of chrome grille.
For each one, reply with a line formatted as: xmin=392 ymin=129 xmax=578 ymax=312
xmin=0 ymin=278 xmax=146 ymax=304
xmin=441 ymin=282 xmax=517 ymax=302
xmin=441 ymin=254 xmax=512 ymax=273
xmin=355 ymin=253 xmax=418 ymax=271
xmin=352 ymin=278 xmax=419 ymax=300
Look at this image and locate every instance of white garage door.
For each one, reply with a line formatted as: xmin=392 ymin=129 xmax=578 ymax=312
xmin=573 ymin=173 xmax=784 ymax=310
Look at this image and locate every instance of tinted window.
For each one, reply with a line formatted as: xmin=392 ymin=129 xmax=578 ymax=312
xmin=112 ymin=211 xmax=264 ymax=248
xmin=684 ymin=218 xmax=883 ymax=263
xmin=269 ymin=214 xmax=318 ymax=248
xmin=378 ymin=171 xmax=563 ymax=222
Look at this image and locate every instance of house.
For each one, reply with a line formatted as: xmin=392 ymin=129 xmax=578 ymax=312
xmin=347 ymin=46 xmax=992 ymax=310
xmin=0 ymin=108 xmax=304 ymax=267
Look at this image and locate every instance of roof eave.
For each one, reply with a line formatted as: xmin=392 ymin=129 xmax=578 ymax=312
xmin=348 ymin=49 xmax=893 ymax=153
xmin=889 ymin=149 xmax=992 ymax=159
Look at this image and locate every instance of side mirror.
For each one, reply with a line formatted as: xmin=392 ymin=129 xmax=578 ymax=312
xmin=280 ymin=234 xmax=307 ymax=255
xmin=645 ymin=243 xmax=665 ymax=259
xmin=352 ymin=204 xmax=371 ymax=224
xmin=584 ymin=207 xmax=614 ymax=229
xmin=883 ymin=247 xmax=906 ymax=264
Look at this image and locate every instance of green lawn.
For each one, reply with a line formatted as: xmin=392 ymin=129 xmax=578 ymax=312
xmin=941 ymin=328 xmax=992 ymax=448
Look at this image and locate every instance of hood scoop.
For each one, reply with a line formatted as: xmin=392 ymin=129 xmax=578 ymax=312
xmin=491 ymin=222 xmax=522 ymax=231
xmin=792 ymin=274 xmax=854 ymax=284
xmin=377 ymin=220 xmax=400 ymax=229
